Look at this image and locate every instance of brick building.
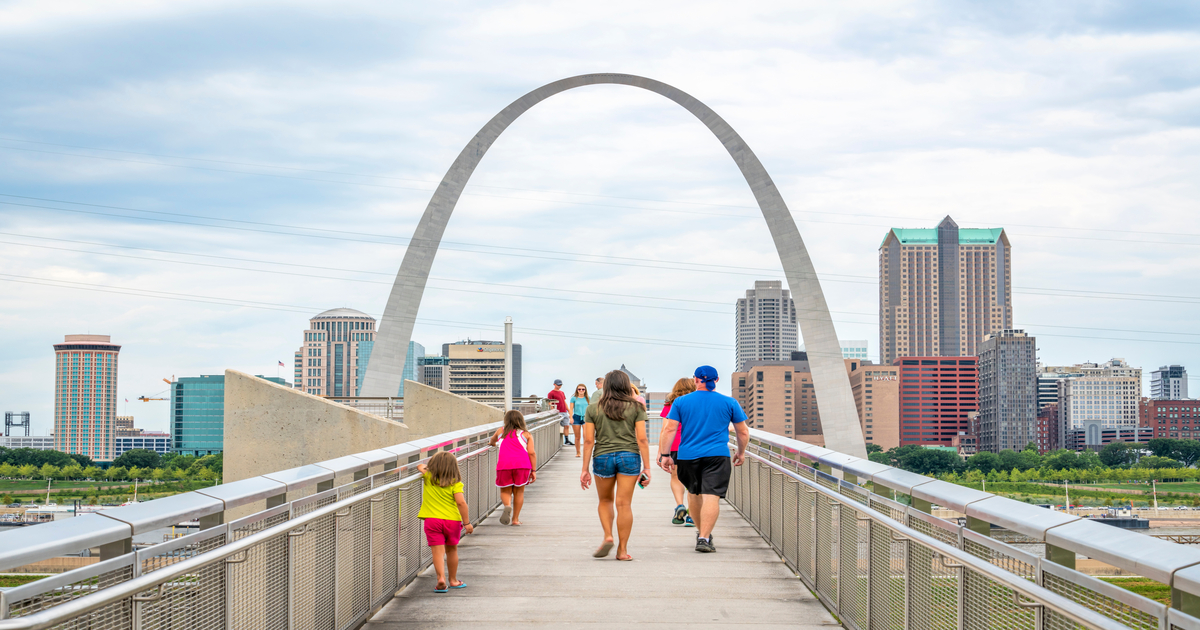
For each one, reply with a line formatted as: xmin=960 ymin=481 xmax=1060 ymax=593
xmin=895 ymin=356 xmax=979 ymax=447
xmin=1035 ymin=404 xmax=1060 ymax=454
xmin=1140 ymin=399 xmax=1200 ymax=439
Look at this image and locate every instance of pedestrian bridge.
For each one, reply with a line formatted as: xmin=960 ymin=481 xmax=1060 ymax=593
xmin=1 ymin=412 xmax=1198 ymax=630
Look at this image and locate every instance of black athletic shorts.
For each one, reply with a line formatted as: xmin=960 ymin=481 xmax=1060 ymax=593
xmin=676 ymin=456 xmax=732 ymax=498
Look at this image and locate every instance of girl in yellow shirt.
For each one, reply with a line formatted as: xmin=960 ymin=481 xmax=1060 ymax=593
xmin=417 ymin=451 xmax=472 ymax=592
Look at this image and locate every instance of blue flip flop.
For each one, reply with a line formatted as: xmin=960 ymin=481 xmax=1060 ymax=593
xmin=450 ymin=581 xmax=467 ymax=589
xmin=434 ymin=586 xmax=448 ymax=593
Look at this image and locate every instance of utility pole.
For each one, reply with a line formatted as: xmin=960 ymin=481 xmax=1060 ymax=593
xmin=1064 ymin=480 xmax=1070 ymax=513
xmin=1153 ymin=479 xmax=1159 ymax=511
xmin=504 ymin=317 xmax=513 ymax=412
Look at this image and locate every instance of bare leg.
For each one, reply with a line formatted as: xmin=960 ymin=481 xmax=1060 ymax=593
xmin=573 ymin=425 xmax=582 ymax=456
xmin=670 ymin=468 xmax=686 ymax=506
xmin=595 ymin=476 xmax=616 ymax=545
xmin=689 ymin=494 xmax=721 ymax=539
xmin=431 ymin=545 xmax=446 ymax=589
xmin=512 ymin=486 xmax=525 ymax=525
xmin=614 ymin=474 xmax=639 ymax=560
xmin=445 ymin=544 xmax=462 ymax=587
xmin=501 ymin=486 xmax=512 ymax=507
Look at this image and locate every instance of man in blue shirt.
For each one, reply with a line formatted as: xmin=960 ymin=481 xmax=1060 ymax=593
xmin=658 ymin=365 xmax=749 ymax=553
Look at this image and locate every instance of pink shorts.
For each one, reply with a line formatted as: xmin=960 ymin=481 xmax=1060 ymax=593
xmin=495 ymin=468 xmax=532 ymax=487
xmin=423 ymin=518 xmax=462 ymax=547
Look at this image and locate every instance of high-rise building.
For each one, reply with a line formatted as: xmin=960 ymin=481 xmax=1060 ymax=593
xmin=444 ymin=340 xmax=522 ymax=406
xmin=1035 ymin=404 xmax=1060 ymax=454
xmin=1057 ymin=359 xmax=1142 ymax=449
xmin=295 ymin=308 xmax=376 ymax=398
xmin=1037 ymin=364 xmax=1084 ymax=411
xmin=53 ymin=334 xmax=120 ymax=461
xmin=172 ymin=374 xmax=288 ymax=456
xmin=1151 ymin=365 xmax=1188 ymax=400
xmin=115 ymin=415 xmax=138 ymax=437
xmin=848 ymin=360 xmax=900 ymax=450
xmin=1140 ymin=398 xmax=1200 ymax=440
xmin=735 ymin=281 xmax=798 ymax=372
xmin=419 ymin=356 xmax=450 ymax=391
xmin=894 ymin=356 xmax=979 ymax=447
xmin=800 ymin=340 xmax=869 ymax=360
xmin=879 ymin=216 xmax=1012 ymax=366
xmin=978 ymin=329 xmax=1037 ymax=452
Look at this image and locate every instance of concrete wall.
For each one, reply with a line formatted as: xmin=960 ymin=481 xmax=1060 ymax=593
xmin=223 ymin=372 xmax=500 ymax=485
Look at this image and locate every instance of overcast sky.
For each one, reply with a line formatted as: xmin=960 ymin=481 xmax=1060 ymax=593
xmin=2 ymin=1 xmax=1199 ymax=435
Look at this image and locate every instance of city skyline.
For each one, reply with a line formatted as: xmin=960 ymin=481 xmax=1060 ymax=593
xmin=4 ymin=3 xmax=1200 ymax=436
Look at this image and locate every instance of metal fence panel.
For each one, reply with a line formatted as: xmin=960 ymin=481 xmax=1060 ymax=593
xmin=839 ymin=507 xmax=870 ymax=630
xmin=815 ymin=493 xmax=838 ymax=605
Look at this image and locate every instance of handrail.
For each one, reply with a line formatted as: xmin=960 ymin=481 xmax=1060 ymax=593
xmin=744 ymin=450 xmax=1133 ymax=630
xmin=0 ymin=436 xmax=517 ymax=630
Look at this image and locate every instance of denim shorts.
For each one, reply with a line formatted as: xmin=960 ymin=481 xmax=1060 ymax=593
xmin=572 ymin=414 xmax=584 ymax=425
xmin=592 ymin=451 xmax=641 ymax=478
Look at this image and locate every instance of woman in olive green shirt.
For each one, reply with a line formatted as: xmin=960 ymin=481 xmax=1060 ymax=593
xmin=580 ymin=369 xmax=650 ymax=561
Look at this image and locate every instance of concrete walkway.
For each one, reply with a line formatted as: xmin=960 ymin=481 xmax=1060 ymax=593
xmin=365 ymin=448 xmax=840 ymax=629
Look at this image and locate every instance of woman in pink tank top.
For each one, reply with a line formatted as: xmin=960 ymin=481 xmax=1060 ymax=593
xmin=489 ymin=410 xmax=537 ymax=526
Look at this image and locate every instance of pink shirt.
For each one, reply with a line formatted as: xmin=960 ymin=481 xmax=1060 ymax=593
xmin=497 ymin=430 xmax=532 ymax=470
xmin=661 ymin=402 xmax=683 ymax=452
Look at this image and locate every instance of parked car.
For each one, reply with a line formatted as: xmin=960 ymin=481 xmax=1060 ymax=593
xmin=6 ymin=503 xmax=19 ymax=508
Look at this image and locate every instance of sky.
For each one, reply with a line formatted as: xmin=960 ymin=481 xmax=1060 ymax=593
xmin=2 ymin=0 xmax=1200 ymax=435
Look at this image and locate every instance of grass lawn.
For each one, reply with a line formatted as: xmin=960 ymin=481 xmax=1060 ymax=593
xmin=1099 ymin=577 xmax=1171 ymax=605
xmin=0 ymin=480 xmax=116 ymax=492
xmin=0 ymin=575 xmax=47 ymax=588
xmin=1093 ymin=482 xmax=1200 ymax=494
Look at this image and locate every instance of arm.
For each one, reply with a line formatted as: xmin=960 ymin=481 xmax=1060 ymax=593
xmin=580 ymin=422 xmax=596 ymax=489
xmin=732 ymin=422 xmax=750 ymax=466
xmin=657 ymin=420 xmax=679 ymax=472
xmin=453 ymin=492 xmax=473 ymax=534
xmin=524 ymin=431 xmax=537 ymax=482
xmin=636 ymin=420 xmax=651 ymax=485
xmin=569 ymin=398 xmax=577 ymax=416
xmin=416 ymin=463 xmax=428 ymax=474
xmin=488 ymin=427 xmax=502 ymax=448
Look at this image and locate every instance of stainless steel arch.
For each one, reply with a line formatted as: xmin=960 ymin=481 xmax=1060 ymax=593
xmin=362 ymin=73 xmax=866 ymax=457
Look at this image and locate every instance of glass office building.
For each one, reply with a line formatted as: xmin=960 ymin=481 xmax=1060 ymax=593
xmin=172 ymin=374 xmax=287 ymax=456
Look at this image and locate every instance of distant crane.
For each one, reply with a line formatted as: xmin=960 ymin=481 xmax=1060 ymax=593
xmin=138 ymin=378 xmax=175 ymax=402
xmin=137 ymin=396 xmax=167 ymax=402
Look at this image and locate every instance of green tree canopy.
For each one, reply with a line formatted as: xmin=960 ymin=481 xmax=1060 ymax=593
xmin=966 ymin=451 xmax=1001 ymax=473
xmin=112 ymin=449 xmax=162 ymax=470
xmin=1099 ymin=442 xmax=1139 ymax=468
xmin=1140 ymin=456 xmax=1181 ymax=469
xmin=865 ymin=444 xmax=883 ymax=454
xmin=68 ymin=453 xmax=96 ymax=468
xmin=901 ymin=449 xmax=963 ymax=476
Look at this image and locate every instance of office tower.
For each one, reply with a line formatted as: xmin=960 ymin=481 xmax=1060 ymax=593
xmin=978 ymin=330 xmax=1037 ymax=452
xmin=735 ymin=281 xmax=798 ymax=372
xmin=800 ymin=340 xmax=869 ymax=360
xmin=1035 ymin=404 xmax=1060 ymax=454
xmin=115 ymin=432 xmax=172 ymax=458
xmin=295 ymin=308 xmax=376 ymax=398
xmin=879 ymin=216 xmax=1012 ymax=365
xmin=443 ymin=340 xmax=522 ymax=406
xmin=53 ymin=334 xmax=120 ymax=461
xmin=419 ymin=356 xmax=450 ymax=391
xmin=1057 ymin=359 xmax=1142 ymax=449
xmin=894 ymin=356 xmax=979 ymax=447
xmin=732 ymin=358 xmax=896 ymax=447
xmin=172 ymin=374 xmax=288 ymax=456
xmin=1037 ymin=364 xmax=1085 ymax=411
xmin=1151 ymin=365 xmax=1188 ymax=400
xmin=115 ymin=415 xmax=138 ymax=437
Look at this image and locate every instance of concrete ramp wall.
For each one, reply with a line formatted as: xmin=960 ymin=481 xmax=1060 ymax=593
xmin=223 ymin=371 xmax=501 ymax=485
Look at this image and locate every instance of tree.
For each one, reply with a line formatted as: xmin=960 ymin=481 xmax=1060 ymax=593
xmin=59 ymin=464 xmax=83 ymax=481
xmin=112 ymin=449 xmax=162 ymax=470
xmin=868 ymin=451 xmax=890 ymax=465
xmin=127 ymin=466 xmax=145 ymax=481
xmin=0 ymin=463 xmax=16 ymax=478
xmin=966 ymin=451 xmax=1001 ymax=473
xmin=1100 ymin=442 xmax=1138 ymax=468
xmin=16 ymin=464 xmax=36 ymax=478
xmin=38 ymin=463 xmax=59 ymax=480
xmin=68 ymin=453 xmax=96 ymax=468
xmin=82 ymin=466 xmax=101 ymax=480
xmin=194 ymin=453 xmax=223 ymax=475
xmin=1172 ymin=441 xmax=1200 ymax=468
xmin=865 ymin=444 xmax=883 ymax=454
xmin=105 ymin=466 xmax=128 ymax=482
xmin=1141 ymin=456 xmax=1181 ymax=469
xmin=901 ymin=449 xmax=963 ymax=476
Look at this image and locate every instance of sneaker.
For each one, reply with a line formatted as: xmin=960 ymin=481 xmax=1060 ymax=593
xmin=672 ymin=505 xmax=687 ymax=525
xmin=684 ymin=515 xmax=695 ymax=527
xmin=696 ymin=537 xmax=716 ymax=553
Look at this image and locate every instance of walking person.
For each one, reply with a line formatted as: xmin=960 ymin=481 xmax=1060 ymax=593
xmin=658 ymin=366 xmax=749 ymax=553
xmin=417 ymin=451 xmax=473 ymax=592
xmin=490 ymin=410 xmax=537 ymax=525
xmin=591 ymin=376 xmax=604 ymax=403
xmin=658 ymin=377 xmax=697 ymax=526
xmin=569 ymin=384 xmax=590 ymax=457
xmin=547 ymin=379 xmax=572 ymax=445
xmin=580 ymin=369 xmax=650 ymax=561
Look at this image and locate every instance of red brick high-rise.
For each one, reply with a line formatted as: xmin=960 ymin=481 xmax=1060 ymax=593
xmin=895 ymin=356 xmax=979 ymax=447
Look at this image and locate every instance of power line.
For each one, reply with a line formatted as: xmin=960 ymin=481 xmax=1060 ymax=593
xmin=2 ymin=137 xmax=1199 ymax=241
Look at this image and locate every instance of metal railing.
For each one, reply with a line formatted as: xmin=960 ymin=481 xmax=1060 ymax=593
xmin=730 ymin=428 xmax=1200 ymax=630
xmin=0 ymin=411 xmax=562 ymax=629
xmin=327 ymin=396 xmax=547 ymax=419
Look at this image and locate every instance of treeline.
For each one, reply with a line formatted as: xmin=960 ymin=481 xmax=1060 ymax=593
xmin=0 ymin=448 xmax=222 ymax=482
xmin=866 ymin=438 xmax=1200 ymax=481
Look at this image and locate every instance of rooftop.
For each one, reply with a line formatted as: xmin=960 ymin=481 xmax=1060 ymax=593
xmin=312 ymin=307 xmax=374 ymax=320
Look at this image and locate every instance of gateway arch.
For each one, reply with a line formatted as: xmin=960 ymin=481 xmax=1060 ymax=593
xmin=361 ymin=73 xmax=867 ymax=458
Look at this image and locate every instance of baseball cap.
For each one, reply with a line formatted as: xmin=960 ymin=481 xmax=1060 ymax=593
xmin=694 ymin=365 xmax=719 ymax=391
xmin=553 ymin=379 xmax=563 ymax=386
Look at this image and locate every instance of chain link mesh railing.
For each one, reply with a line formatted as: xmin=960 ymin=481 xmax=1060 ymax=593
xmin=728 ymin=443 xmax=1181 ymax=630
xmin=0 ymin=414 xmax=562 ymax=630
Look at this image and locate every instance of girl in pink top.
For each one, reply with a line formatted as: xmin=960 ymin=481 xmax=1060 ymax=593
xmin=489 ymin=410 xmax=537 ymax=526
xmin=657 ymin=378 xmax=697 ymax=526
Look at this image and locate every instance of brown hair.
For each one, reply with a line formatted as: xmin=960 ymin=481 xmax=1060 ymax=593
xmin=502 ymin=409 xmax=527 ymax=436
xmin=573 ymin=383 xmax=589 ymax=401
xmin=599 ymin=369 xmax=637 ymax=421
xmin=426 ymin=451 xmax=461 ymax=487
xmin=665 ymin=377 xmax=697 ymax=405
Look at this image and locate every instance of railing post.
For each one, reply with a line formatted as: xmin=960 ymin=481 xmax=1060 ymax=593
xmin=965 ymin=516 xmax=989 ymax=537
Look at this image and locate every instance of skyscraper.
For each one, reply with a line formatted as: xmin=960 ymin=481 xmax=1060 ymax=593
xmin=1058 ymin=359 xmax=1142 ymax=449
xmin=1151 ymin=365 xmax=1188 ymax=400
xmin=879 ymin=216 xmax=1012 ymax=366
xmin=295 ymin=308 xmax=376 ymax=398
xmin=53 ymin=334 xmax=120 ymax=461
xmin=978 ymin=329 xmax=1037 ymax=452
xmin=894 ymin=356 xmax=978 ymax=447
xmin=443 ymin=340 xmax=522 ymax=406
xmin=173 ymin=374 xmax=288 ymax=456
xmin=735 ymin=281 xmax=798 ymax=372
